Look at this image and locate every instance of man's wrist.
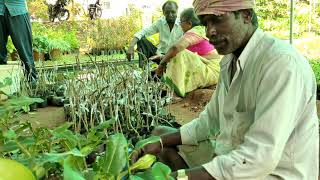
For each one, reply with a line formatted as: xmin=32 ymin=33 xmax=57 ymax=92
xmin=159 ymin=60 xmax=167 ymax=66
xmin=128 ymin=46 xmax=135 ymax=51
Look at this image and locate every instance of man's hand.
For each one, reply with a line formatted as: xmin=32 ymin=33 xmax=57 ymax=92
xmin=131 ymin=141 xmax=162 ymax=163
xmin=149 ymin=55 xmax=162 ymax=63
xmin=155 ymin=64 xmax=166 ymax=77
xmin=126 ymin=47 xmax=134 ymax=61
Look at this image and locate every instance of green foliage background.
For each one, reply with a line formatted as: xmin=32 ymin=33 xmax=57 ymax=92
xmin=256 ymin=0 xmax=320 ymax=38
xmin=26 ymin=0 xmax=320 ymax=50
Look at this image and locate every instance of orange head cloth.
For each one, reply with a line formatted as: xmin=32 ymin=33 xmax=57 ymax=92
xmin=193 ymin=0 xmax=255 ymax=16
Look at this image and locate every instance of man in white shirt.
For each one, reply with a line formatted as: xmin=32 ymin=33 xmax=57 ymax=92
xmin=132 ymin=0 xmax=319 ymax=179
xmin=126 ymin=1 xmax=183 ymax=67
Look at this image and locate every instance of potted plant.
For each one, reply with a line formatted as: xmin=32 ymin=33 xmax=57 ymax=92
xmin=63 ymin=30 xmax=80 ymax=53
xmin=32 ymin=34 xmax=49 ymax=61
xmin=48 ymin=39 xmax=71 ymax=60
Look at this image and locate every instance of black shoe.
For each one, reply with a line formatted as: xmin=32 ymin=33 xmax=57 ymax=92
xmin=0 ymin=62 xmax=7 ymax=65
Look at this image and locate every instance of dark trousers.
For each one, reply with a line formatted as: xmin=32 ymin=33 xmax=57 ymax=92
xmin=137 ymin=37 xmax=157 ymax=68
xmin=0 ymin=7 xmax=38 ymax=82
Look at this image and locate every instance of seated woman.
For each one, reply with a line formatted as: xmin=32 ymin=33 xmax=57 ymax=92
xmin=156 ymin=8 xmax=220 ymax=97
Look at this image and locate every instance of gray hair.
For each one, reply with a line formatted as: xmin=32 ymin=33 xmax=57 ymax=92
xmin=180 ymin=8 xmax=201 ymax=27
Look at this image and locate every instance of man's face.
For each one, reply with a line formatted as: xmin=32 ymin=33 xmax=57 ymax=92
xmin=200 ymin=12 xmax=249 ymax=55
xmin=163 ymin=3 xmax=178 ymax=24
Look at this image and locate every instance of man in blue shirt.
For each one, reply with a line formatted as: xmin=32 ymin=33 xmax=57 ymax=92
xmin=0 ymin=0 xmax=38 ymax=82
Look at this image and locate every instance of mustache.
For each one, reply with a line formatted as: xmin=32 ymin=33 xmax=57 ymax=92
xmin=167 ymin=17 xmax=176 ymax=20
xmin=209 ymin=37 xmax=224 ymax=45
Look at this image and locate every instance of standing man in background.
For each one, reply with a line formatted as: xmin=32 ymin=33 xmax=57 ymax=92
xmin=126 ymin=0 xmax=184 ymax=67
xmin=0 ymin=0 xmax=38 ymax=82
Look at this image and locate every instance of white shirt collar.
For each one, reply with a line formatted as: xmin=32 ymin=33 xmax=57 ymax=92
xmin=160 ymin=16 xmax=180 ymax=26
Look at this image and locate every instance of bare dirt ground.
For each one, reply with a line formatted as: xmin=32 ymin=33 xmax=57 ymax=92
xmin=167 ymin=88 xmax=214 ymax=125
xmin=17 ymin=107 xmax=65 ymax=128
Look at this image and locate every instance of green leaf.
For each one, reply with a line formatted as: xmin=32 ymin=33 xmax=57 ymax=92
xmin=103 ymin=133 xmax=127 ymax=176
xmin=158 ymin=108 xmax=168 ymax=116
xmin=9 ymin=96 xmax=44 ymax=106
xmin=3 ymin=128 xmax=16 ymax=139
xmin=80 ymin=144 xmax=96 ymax=156
xmin=130 ymin=154 xmax=156 ymax=170
xmin=51 ymin=122 xmax=73 ymax=133
xmin=151 ymin=162 xmax=174 ymax=180
xmin=130 ymin=175 xmax=145 ymax=180
xmin=21 ymin=105 xmax=30 ymax=112
xmin=0 ymin=96 xmax=44 ymax=116
xmin=117 ymin=98 xmax=126 ymax=105
xmin=83 ymin=169 xmax=95 ymax=180
xmin=3 ymin=77 xmax=12 ymax=86
xmin=134 ymin=169 xmax=154 ymax=180
xmin=0 ymin=137 xmax=34 ymax=152
xmin=63 ymin=156 xmax=86 ymax=180
xmin=42 ymin=149 xmax=85 ymax=164
xmin=33 ymin=165 xmax=46 ymax=179
xmin=95 ymin=119 xmax=114 ymax=130
xmin=0 ymin=140 xmax=19 ymax=152
xmin=135 ymin=136 xmax=160 ymax=150
xmin=50 ymin=123 xmax=78 ymax=148
xmin=14 ymin=122 xmax=32 ymax=134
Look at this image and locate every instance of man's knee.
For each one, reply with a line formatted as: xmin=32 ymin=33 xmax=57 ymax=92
xmin=159 ymin=147 xmax=178 ymax=158
xmin=136 ymin=36 xmax=146 ymax=44
xmin=152 ymin=126 xmax=178 ymax=136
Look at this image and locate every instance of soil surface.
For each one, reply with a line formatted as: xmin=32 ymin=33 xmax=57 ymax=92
xmin=167 ymin=88 xmax=214 ymax=125
xmin=17 ymin=107 xmax=65 ymax=128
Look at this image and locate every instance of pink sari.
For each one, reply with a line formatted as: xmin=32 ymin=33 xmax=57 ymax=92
xmin=187 ymin=39 xmax=214 ymax=56
xmin=178 ymin=25 xmax=216 ymax=57
xmin=163 ymin=26 xmax=220 ymax=97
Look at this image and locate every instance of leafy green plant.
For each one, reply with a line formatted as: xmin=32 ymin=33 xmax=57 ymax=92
xmin=32 ymin=22 xmax=48 ymax=37
xmin=0 ymin=77 xmax=44 ymax=117
xmin=32 ymin=35 xmax=50 ymax=53
xmin=256 ymin=0 xmax=320 ymax=38
xmin=64 ymin=63 xmax=176 ymax=136
xmin=0 ymin=119 xmax=173 ymax=179
xmin=1 ymin=61 xmax=179 ymax=179
xmin=0 ymin=79 xmax=44 ymax=148
xmin=310 ymin=59 xmax=320 ymax=84
xmin=27 ymin=0 xmax=49 ymax=21
xmin=6 ymin=37 xmax=16 ymax=54
xmin=87 ymin=5 xmax=143 ymax=51
xmin=63 ymin=30 xmax=80 ymax=50
xmin=0 ymin=61 xmax=180 ymax=179
xmin=49 ymin=39 xmax=71 ymax=52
